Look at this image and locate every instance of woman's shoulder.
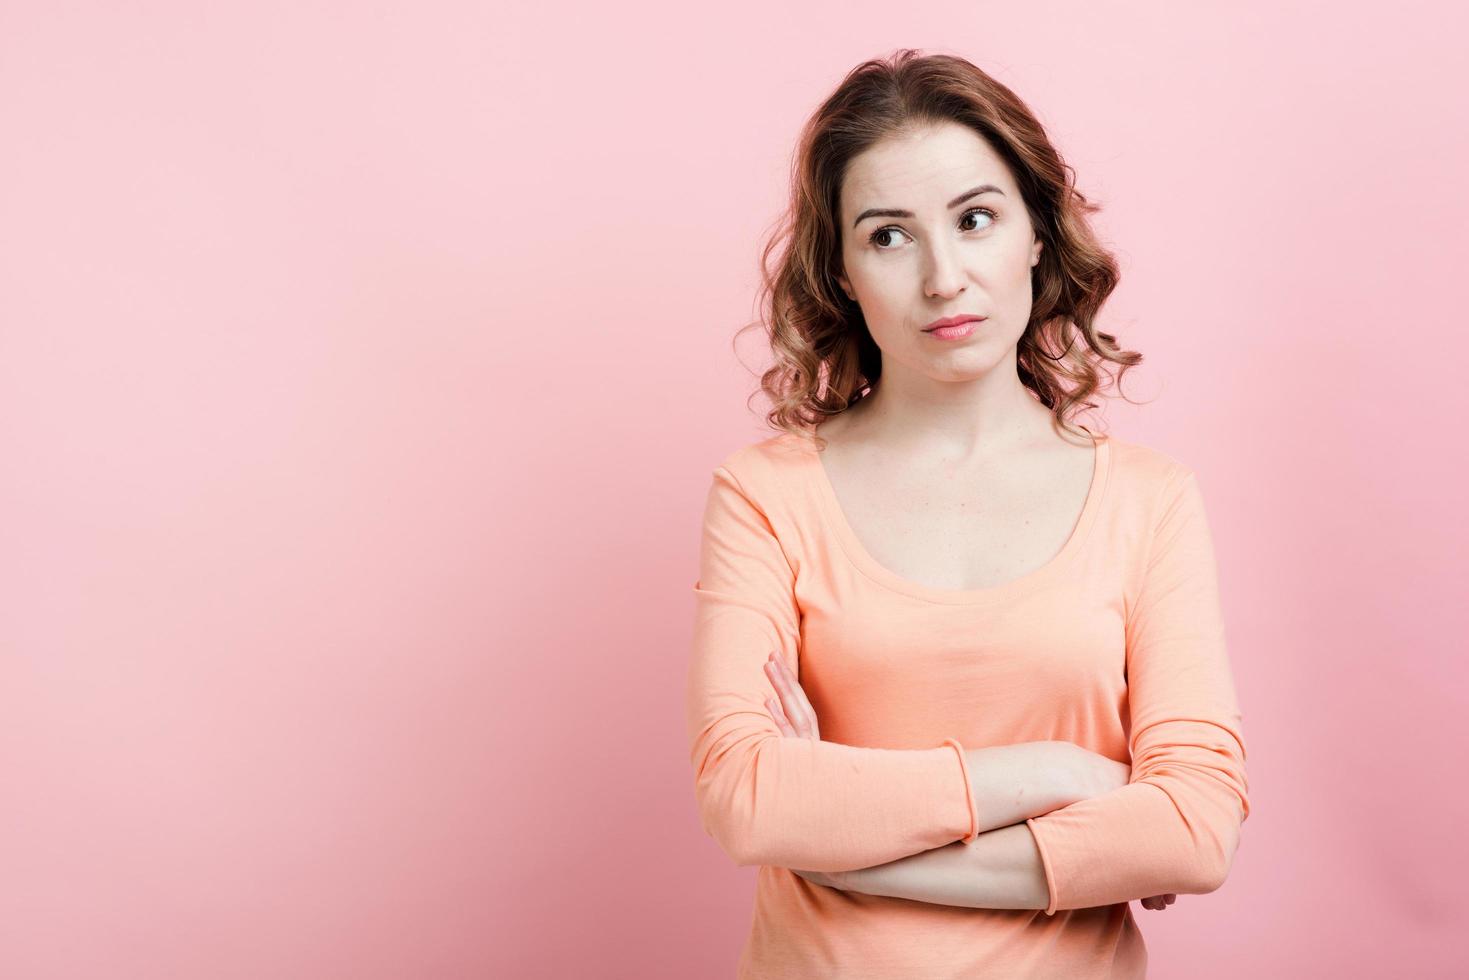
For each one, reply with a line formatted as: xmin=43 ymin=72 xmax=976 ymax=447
xmin=709 ymin=429 xmax=815 ymax=483
xmin=701 ymin=431 xmax=821 ymax=535
xmin=1099 ymin=432 xmax=1208 ymax=535
xmin=1102 ymin=430 xmax=1196 ymax=485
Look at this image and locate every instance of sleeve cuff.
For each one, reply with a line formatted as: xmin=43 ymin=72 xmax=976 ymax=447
xmin=1025 ymin=817 xmax=1060 ymax=915
xmin=941 ymin=737 xmax=979 ymax=843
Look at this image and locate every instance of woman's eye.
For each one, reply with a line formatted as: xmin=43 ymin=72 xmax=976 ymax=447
xmin=867 ymin=207 xmax=997 ymax=250
xmin=959 ymin=207 xmax=996 ymax=232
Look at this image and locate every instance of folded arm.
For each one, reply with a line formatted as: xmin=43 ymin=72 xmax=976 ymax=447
xmin=688 ymin=460 xmax=980 ymax=871
xmin=826 ymin=822 xmax=1053 ymax=911
xmin=1022 ymin=467 xmax=1251 ymax=914
xmin=805 ymin=818 xmax=1171 ymax=912
xmin=817 ymin=467 xmax=1250 ymax=914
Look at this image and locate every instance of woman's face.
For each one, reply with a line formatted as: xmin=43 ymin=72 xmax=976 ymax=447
xmin=835 ymin=121 xmax=1043 ymax=383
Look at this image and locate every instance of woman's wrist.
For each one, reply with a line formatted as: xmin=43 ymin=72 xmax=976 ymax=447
xmin=963 ymin=741 xmax=1084 ymax=832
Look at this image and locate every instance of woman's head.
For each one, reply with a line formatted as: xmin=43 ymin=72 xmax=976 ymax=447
xmin=745 ymin=49 xmax=1141 ymax=446
xmin=833 ymin=120 xmax=1044 ymax=391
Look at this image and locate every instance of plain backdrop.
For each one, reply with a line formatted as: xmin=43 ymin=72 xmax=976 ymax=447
xmin=2 ymin=1 xmax=1466 ymax=977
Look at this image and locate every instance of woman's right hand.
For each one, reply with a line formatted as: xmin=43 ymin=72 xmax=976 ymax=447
xmin=764 ymin=651 xmax=820 ymax=740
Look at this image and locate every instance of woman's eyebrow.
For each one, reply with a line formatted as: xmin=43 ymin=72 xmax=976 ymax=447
xmin=852 ymin=184 xmax=1006 ymax=228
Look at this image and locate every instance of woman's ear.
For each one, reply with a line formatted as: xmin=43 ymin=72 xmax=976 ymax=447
xmin=1030 ymin=238 xmax=1043 ymax=268
xmin=836 ymin=272 xmax=855 ymax=301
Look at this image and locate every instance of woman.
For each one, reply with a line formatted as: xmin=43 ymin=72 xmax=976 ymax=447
xmin=686 ymin=49 xmax=1249 ymax=978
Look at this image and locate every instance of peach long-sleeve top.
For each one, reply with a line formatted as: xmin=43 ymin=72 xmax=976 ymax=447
xmin=686 ymin=427 xmax=1250 ymax=979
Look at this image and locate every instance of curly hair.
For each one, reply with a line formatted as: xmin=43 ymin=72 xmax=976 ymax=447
xmin=737 ymin=49 xmax=1143 ymax=450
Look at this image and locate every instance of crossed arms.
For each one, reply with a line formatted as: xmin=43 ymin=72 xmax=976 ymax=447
xmin=688 ymin=459 xmax=1250 ymax=915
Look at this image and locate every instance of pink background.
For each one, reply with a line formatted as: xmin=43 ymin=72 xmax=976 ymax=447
xmin=3 ymin=2 xmax=1465 ymax=977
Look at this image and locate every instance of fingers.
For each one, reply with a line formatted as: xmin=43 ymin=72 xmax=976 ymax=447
xmin=765 ymin=653 xmax=812 ymax=737
xmin=766 ymin=695 xmax=797 ymax=736
xmin=764 ymin=651 xmax=820 ymax=740
xmin=784 ymin=661 xmax=821 ymax=735
xmin=775 ymin=652 xmax=820 ymax=739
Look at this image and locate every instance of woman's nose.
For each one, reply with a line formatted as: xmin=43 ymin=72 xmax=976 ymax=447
xmin=923 ymin=243 xmax=967 ymax=299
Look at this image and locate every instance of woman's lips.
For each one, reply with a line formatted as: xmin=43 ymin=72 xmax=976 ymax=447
xmin=925 ymin=318 xmax=984 ymax=340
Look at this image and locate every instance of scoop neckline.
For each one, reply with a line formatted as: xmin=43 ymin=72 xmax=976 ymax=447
xmin=791 ymin=425 xmax=1111 ymax=605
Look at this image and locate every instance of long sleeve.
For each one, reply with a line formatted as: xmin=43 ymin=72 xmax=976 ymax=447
xmin=1024 ymin=465 xmax=1251 ymax=914
xmin=686 ymin=460 xmax=980 ymax=871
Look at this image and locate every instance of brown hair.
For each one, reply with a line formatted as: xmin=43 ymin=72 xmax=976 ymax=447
xmin=738 ymin=49 xmax=1143 ymax=450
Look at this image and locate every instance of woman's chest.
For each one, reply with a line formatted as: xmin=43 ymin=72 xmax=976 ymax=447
xmin=819 ymin=443 xmax=1096 ymax=593
xmin=792 ymin=562 xmax=1129 ymax=748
